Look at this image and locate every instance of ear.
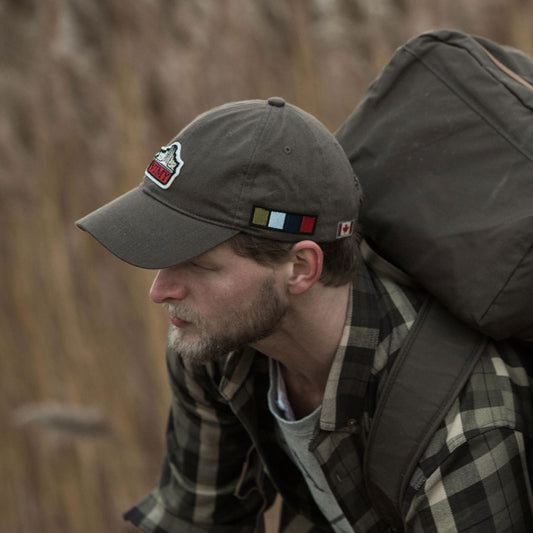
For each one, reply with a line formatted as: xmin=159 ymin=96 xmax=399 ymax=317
xmin=286 ymin=241 xmax=323 ymax=295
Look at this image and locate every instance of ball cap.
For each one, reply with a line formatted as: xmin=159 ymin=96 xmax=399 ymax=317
xmin=76 ymin=97 xmax=360 ymax=269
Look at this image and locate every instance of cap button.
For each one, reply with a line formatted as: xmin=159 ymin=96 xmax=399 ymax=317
xmin=268 ymin=96 xmax=286 ymax=107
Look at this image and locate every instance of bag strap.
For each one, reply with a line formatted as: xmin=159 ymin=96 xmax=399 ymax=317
xmin=363 ymin=292 xmax=488 ymax=528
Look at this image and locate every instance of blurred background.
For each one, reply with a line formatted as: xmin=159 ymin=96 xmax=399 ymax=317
xmin=1 ymin=0 xmax=532 ymax=531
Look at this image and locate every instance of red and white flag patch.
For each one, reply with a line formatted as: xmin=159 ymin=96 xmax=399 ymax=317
xmin=145 ymin=142 xmax=184 ymax=189
xmin=336 ymin=220 xmax=354 ymax=238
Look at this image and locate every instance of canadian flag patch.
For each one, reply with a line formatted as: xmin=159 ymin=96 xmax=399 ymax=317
xmin=336 ymin=220 xmax=354 ymax=238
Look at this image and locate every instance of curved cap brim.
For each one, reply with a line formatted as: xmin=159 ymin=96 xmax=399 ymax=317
xmin=76 ymin=186 xmax=239 ymax=269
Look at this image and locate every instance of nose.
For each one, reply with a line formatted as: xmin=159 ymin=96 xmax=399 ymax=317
xmin=150 ymin=267 xmax=188 ymax=304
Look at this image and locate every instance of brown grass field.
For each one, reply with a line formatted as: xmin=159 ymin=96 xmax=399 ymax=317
xmin=2 ymin=1 xmax=532 ymax=531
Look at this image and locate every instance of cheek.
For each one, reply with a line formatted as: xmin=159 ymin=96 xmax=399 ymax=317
xmin=193 ymin=262 xmax=283 ymax=313
xmin=211 ymin=282 xmax=253 ymax=309
xmin=191 ymin=280 xmax=246 ymax=315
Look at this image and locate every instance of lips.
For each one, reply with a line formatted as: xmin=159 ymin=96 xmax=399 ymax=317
xmin=165 ymin=303 xmax=195 ymax=328
xmin=171 ymin=316 xmax=191 ymax=328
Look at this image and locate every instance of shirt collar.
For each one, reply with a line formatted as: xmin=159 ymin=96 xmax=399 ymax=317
xmin=320 ymin=262 xmax=422 ymax=431
xmin=218 ymin=261 xmax=423 ymax=430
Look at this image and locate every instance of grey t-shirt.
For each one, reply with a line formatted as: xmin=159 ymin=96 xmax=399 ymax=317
xmin=268 ymin=360 xmax=355 ymax=533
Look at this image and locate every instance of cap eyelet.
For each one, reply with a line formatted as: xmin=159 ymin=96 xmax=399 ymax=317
xmin=284 ymin=146 xmax=292 ymax=154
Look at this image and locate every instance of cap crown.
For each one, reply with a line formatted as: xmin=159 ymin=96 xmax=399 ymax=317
xmin=142 ymin=98 xmax=359 ymax=242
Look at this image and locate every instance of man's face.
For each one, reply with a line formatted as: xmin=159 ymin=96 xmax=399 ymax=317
xmin=150 ymin=241 xmax=289 ymax=364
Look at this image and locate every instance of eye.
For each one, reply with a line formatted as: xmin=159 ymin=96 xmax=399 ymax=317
xmin=188 ymin=261 xmax=215 ymax=272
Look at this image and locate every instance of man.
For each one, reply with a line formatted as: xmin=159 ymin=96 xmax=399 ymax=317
xmin=77 ymin=97 xmax=533 ymax=532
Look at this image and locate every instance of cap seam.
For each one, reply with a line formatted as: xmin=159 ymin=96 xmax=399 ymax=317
xmin=290 ymin=107 xmax=331 ymax=231
xmin=233 ymin=101 xmax=274 ymax=228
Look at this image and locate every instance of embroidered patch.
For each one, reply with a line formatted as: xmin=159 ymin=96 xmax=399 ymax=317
xmin=336 ymin=220 xmax=354 ymax=238
xmin=251 ymin=206 xmax=317 ymax=235
xmin=145 ymin=142 xmax=184 ymax=189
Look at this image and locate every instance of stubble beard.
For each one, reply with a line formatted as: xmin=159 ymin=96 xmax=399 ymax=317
xmin=164 ymin=276 xmax=288 ymax=364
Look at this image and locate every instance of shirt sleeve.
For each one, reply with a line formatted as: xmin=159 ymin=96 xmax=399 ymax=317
xmin=403 ymin=340 xmax=533 ymax=532
xmin=124 ymin=346 xmax=272 ymax=533
xmin=406 ymin=427 xmax=533 ymax=531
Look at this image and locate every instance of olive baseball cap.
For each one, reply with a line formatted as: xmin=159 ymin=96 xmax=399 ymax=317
xmin=76 ymin=97 xmax=360 ymax=269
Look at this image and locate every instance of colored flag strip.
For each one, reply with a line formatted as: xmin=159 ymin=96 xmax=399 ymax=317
xmin=251 ymin=206 xmax=317 ymax=235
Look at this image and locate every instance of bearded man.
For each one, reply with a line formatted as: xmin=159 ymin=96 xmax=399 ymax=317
xmin=77 ymin=97 xmax=533 ymax=532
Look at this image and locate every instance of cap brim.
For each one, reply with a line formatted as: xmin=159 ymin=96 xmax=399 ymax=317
xmin=76 ymin=186 xmax=239 ymax=269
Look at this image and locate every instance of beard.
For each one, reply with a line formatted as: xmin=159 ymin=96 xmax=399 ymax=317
xmin=164 ymin=276 xmax=288 ymax=364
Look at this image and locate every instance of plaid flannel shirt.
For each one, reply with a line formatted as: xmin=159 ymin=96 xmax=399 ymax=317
xmin=124 ymin=263 xmax=533 ymax=532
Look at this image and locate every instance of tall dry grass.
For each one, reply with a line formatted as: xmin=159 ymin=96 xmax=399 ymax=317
xmin=2 ymin=1 xmax=532 ymax=531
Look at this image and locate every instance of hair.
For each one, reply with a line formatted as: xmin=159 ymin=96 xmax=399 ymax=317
xmin=228 ymin=230 xmax=361 ymax=287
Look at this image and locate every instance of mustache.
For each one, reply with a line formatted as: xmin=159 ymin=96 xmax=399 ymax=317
xmin=163 ymin=303 xmax=199 ymax=324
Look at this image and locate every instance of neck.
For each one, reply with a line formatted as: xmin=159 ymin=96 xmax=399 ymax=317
xmin=251 ymin=282 xmax=351 ymax=416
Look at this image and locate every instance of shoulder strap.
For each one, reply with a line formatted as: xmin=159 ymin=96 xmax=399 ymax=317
xmin=364 ymin=295 xmax=488 ymax=528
